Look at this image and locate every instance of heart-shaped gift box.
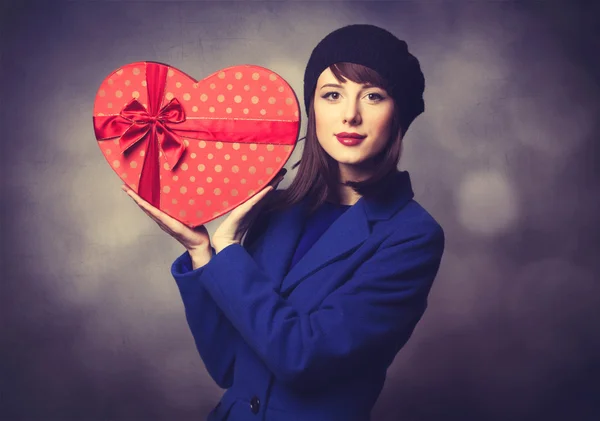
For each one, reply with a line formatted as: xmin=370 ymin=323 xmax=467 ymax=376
xmin=93 ymin=61 xmax=300 ymax=227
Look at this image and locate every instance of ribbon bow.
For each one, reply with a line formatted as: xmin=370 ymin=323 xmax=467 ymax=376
xmin=118 ymin=97 xmax=186 ymax=170
xmin=93 ymin=63 xmax=188 ymax=207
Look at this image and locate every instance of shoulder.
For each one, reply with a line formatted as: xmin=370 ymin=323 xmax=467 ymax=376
xmin=395 ymin=198 xmax=443 ymax=229
xmin=385 ymin=199 xmax=445 ymax=251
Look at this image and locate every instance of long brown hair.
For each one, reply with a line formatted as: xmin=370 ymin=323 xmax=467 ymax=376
xmin=239 ymin=62 xmax=404 ymax=246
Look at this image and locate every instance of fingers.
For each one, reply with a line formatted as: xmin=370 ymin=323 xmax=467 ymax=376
xmin=246 ymin=185 xmax=274 ymax=207
xmin=229 ymin=185 xmax=273 ymax=219
xmin=232 ymin=168 xmax=285 ymax=217
xmin=121 ymin=185 xmax=185 ymax=234
xmin=122 ymin=166 xmax=285 ymax=234
xmin=269 ymin=168 xmax=287 ymax=188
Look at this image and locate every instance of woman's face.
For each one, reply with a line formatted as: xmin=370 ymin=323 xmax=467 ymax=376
xmin=313 ymin=67 xmax=395 ymax=179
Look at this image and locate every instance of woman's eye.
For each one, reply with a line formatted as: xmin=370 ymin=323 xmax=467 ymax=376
xmin=366 ymin=93 xmax=385 ymax=101
xmin=322 ymin=92 xmax=340 ymax=100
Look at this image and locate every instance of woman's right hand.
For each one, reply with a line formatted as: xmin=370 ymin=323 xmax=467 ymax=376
xmin=121 ymin=185 xmax=212 ymax=259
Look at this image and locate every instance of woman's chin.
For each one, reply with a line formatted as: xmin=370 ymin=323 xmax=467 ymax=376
xmin=335 ymin=157 xmax=378 ymax=171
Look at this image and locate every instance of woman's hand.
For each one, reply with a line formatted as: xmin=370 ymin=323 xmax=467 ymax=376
xmin=212 ymin=168 xmax=286 ymax=253
xmin=121 ymin=184 xmax=211 ymax=253
xmin=122 ymin=167 xmax=286 ymax=255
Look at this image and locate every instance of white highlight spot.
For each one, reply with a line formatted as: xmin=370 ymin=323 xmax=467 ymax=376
xmin=456 ymin=170 xmax=518 ymax=236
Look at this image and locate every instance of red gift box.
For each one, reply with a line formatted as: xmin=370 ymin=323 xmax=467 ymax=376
xmin=93 ymin=61 xmax=300 ymax=227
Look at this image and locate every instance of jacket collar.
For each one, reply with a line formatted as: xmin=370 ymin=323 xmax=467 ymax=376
xmin=360 ymin=170 xmax=414 ymax=221
xmin=260 ymin=171 xmax=414 ymax=295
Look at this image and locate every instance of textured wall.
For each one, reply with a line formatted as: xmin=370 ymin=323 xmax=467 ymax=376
xmin=2 ymin=1 xmax=599 ymax=420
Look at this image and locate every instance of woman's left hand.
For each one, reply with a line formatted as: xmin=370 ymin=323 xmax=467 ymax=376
xmin=212 ymin=169 xmax=286 ymax=253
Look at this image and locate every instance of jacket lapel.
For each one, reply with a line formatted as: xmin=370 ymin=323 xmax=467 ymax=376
xmin=261 ymin=171 xmax=415 ymax=296
xmin=279 ymin=200 xmax=370 ymax=295
xmin=258 ymin=198 xmax=308 ymax=288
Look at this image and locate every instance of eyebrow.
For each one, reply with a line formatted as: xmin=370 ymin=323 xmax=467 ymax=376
xmin=320 ymin=83 xmax=343 ymax=90
xmin=319 ymin=82 xmax=379 ymax=90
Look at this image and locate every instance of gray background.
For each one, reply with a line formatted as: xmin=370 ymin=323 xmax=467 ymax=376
xmin=2 ymin=1 xmax=599 ymax=420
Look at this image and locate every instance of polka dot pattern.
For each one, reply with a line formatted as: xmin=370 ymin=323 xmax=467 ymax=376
xmin=94 ymin=62 xmax=299 ymax=227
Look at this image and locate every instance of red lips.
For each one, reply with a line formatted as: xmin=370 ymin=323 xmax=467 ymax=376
xmin=335 ymin=132 xmax=366 ymax=146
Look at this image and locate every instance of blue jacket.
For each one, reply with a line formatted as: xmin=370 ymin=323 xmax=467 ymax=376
xmin=171 ymin=171 xmax=445 ymax=421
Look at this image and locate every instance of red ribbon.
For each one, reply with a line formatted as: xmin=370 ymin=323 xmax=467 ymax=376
xmin=94 ymin=62 xmax=298 ymax=208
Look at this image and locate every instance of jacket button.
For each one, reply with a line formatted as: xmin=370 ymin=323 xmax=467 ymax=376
xmin=249 ymin=396 xmax=260 ymax=414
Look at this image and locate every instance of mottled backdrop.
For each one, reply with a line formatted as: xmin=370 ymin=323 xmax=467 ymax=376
xmin=2 ymin=1 xmax=599 ymax=420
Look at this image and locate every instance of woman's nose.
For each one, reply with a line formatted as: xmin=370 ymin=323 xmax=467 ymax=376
xmin=342 ymin=99 xmax=361 ymax=125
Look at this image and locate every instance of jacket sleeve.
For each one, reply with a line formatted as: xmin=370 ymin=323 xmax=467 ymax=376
xmin=194 ymin=220 xmax=445 ymax=391
xmin=171 ymin=247 xmax=238 ymax=389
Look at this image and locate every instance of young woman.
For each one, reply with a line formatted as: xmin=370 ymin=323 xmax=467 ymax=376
xmin=124 ymin=24 xmax=445 ymax=421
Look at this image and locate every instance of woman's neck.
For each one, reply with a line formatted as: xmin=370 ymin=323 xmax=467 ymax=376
xmin=336 ymin=185 xmax=361 ymax=206
xmin=335 ymin=164 xmax=373 ymax=205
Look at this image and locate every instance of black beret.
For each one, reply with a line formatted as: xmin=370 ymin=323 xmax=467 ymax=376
xmin=303 ymin=24 xmax=425 ymax=134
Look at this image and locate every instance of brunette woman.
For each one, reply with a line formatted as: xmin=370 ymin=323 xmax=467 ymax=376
xmin=124 ymin=24 xmax=444 ymax=421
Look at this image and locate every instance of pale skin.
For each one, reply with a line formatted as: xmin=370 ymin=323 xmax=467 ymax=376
xmin=124 ymin=66 xmax=396 ymax=267
xmin=314 ymin=67 xmax=396 ymax=205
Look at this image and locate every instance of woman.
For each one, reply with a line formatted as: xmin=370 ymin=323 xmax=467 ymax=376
xmin=124 ymin=24 xmax=444 ymax=421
